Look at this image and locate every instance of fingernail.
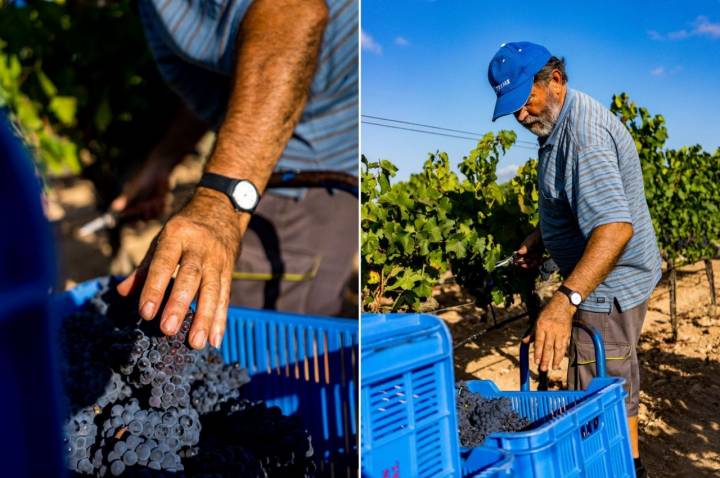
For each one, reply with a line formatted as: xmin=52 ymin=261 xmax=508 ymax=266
xmin=191 ymin=330 xmax=207 ymax=349
xmin=141 ymin=301 xmax=155 ymax=320
xmin=211 ymin=332 xmax=223 ymax=349
xmin=162 ymin=314 xmax=179 ymax=334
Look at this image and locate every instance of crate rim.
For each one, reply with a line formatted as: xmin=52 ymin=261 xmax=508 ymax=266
xmin=56 ymin=277 xmax=358 ymax=333
xmin=461 ymin=375 xmax=626 ymax=441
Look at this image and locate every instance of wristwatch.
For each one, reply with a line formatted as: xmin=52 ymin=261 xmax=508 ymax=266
xmin=198 ymin=172 xmax=261 ymax=213
xmin=558 ymin=284 xmax=582 ymax=306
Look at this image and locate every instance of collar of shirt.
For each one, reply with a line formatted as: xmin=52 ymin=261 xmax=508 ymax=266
xmin=538 ymin=87 xmax=576 ymax=149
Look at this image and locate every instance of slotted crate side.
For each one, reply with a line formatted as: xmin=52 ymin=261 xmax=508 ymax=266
xmin=460 ymin=447 xmax=513 ymax=477
xmin=416 ymin=420 xmax=445 ymax=477
xmin=463 ymin=378 xmax=634 ymax=478
xmin=361 ymin=313 xmax=460 ymax=478
xmin=221 ymin=306 xmax=358 ymax=471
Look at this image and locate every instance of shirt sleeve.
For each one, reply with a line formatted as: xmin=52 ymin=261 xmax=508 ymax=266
xmin=570 ymin=146 xmax=633 ymax=239
xmin=139 ymin=0 xmax=255 ymax=74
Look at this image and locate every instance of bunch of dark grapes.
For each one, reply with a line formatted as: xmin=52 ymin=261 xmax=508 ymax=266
xmin=456 ymin=382 xmax=530 ymax=448
xmin=189 ymin=351 xmax=249 ymax=415
xmin=191 ymin=399 xmax=315 ymax=478
xmin=60 ymin=277 xmax=315 ymax=477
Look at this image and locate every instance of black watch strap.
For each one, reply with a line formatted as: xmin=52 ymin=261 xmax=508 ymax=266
xmin=198 ymin=172 xmax=233 ymax=193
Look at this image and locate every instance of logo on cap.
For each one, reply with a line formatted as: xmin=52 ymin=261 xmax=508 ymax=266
xmin=493 ymin=78 xmax=510 ymax=92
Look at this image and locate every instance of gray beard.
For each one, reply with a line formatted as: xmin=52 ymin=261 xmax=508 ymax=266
xmin=520 ymin=92 xmax=562 ymax=138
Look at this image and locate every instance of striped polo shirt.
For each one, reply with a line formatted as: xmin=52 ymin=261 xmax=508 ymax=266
xmin=136 ymin=0 xmax=358 ymax=178
xmin=537 ymin=88 xmax=662 ymax=313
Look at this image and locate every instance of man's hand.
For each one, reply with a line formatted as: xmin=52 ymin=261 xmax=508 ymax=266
xmin=110 ymin=155 xmax=173 ymax=220
xmin=522 ymin=294 xmax=575 ymax=372
xmin=116 ymin=189 xmax=247 ymax=350
xmin=516 ymin=228 xmax=544 ymax=269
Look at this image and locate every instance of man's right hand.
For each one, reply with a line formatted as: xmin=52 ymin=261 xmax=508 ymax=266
xmin=516 ymin=228 xmax=544 ymax=269
xmin=110 ymin=156 xmax=173 ymax=220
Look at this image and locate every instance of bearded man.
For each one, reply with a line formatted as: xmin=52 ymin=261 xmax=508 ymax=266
xmin=487 ymin=42 xmax=661 ymax=478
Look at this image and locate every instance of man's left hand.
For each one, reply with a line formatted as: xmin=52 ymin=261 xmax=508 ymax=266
xmin=116 ymin=188 xmax=248 ymax=350
xmin=522 ymin=294 xmax=576 ymax=372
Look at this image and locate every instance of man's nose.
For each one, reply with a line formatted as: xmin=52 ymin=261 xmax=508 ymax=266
xmin=515 ymin=107 xmax=528 ymax=122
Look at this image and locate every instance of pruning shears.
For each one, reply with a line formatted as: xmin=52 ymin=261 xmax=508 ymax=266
xmin=494 ymin=252 xmax=518 ymax=268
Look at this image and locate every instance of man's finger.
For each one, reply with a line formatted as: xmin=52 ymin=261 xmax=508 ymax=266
xmin=110 ymin=195 xmax=128 ymax=212
xmin=117 ymin=270 xmax=138 ymax=297
xmin=118 ymin=238 xmax=159 ymax=297
xmin=553 ymin=337 xmax=567 ymax=370
xmin=159 ymin=253 xmax=203 ymax=336
xmin=540 ymin=336 xmax=555 ymax=372
xmin=209 ymin=271 xmax=232 ymax=349
xmin=138 ymin=237 xmax=182 ymax=321
xmin=534 ymin=329 xmax=546 ymax=365
xmin=188 ymin=268 xmax=222 ymax=349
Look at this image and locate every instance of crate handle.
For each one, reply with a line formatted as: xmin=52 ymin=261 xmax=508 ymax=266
xmin=519 ymin=320 xmax=607 ymax=391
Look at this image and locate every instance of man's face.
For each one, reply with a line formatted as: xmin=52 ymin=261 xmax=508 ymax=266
xmin=514 ymin=74 xmax=564 ymax=137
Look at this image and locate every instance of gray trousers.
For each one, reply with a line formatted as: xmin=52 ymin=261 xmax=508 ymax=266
xmin=568 ymin=300 xmax=648 ymax=416
xmin=230 ymin=189 xmax=357 ymax=316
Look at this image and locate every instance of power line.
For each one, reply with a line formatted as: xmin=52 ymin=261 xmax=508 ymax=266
xmin=361 ymin=121 xmax=538 ymax=151
xmin=362 ymin=114 xmax=539 ymax=148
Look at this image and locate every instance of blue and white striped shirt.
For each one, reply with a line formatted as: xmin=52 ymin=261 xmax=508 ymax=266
xmin=137 ymin=0 xmax=358 ymax=177
xmin=537 ymin=88 xmax=662 ymax=313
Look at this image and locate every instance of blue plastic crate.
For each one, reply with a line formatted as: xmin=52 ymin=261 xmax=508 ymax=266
xmin=461 ymin=322 xmax=636 ymax=478
xmin=53 ymin=278 xmax=358 ymax=476
xmin=361 ymin=313 xmax=461 ymax=478
xmin=461 ymin=447 xmax=513 ymax=477
xmin=0 ymin=113 xmax=65 ymax=478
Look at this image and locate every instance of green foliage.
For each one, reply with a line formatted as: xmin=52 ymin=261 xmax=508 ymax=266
xmin=0 ymin=39 xmax=81 ymax=176
xmin=610 ymin=93 xmax=720 ymax=265
xmin=510 ymin=159 xmax=539 ymax=227
xmin=0 ymin=1 xmax=178 ymax=193
xmin=361 ymin=131 xmax=539 ymax=312
xmin=363 ymin=93 xmax=718 ymax=313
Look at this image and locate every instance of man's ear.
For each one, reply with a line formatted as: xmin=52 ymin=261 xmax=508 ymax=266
xmin=550 ymin=69 xmax=564 ymax=96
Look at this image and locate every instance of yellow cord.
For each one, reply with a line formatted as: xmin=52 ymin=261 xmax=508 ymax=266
xmin=231 ymin=256 xmax=322 ymax=282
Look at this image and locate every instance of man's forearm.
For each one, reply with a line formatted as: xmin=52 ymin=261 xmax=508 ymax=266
xmin=204 ymin=0 xmax=328 ymax=192
xmin=562 ymin=222 xmax=634 ymax=300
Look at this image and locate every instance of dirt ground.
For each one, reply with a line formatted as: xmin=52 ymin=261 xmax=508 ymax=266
xmin=444 ymin=260 xmax=720 ymax=477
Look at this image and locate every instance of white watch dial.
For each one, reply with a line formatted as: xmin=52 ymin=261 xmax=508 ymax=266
xmin=232 ymin=180 xmax=258 ymax=210
xmin=570 ymin=292 xmax=582 ymax=306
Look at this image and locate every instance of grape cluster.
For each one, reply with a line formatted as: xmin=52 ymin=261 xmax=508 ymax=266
xmin=456 ymin=382 xmax=530 ymax=448
xmin=194 ymin=399 xmax=316 ymax=478
xmin=189 ymin=351 xmax=249 ymax=415
xmin=60 ymin=278 xmax=315 ymax=477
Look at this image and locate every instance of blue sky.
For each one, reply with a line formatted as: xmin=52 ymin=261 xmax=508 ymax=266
xmin=361 ymin=0 xmax=720 ymax=182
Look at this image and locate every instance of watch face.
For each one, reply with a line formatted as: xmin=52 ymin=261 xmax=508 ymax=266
xmin=570 ymin=292 xmax=582 ymax=306
xmin=232 ymin=180 xmax=259 ymax=211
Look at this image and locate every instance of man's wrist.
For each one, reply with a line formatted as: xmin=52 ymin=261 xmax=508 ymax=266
xmin=550 ymin=292 xmax=577 ymax=316
xmin=191 ymin=187 xmax=251 ymax=235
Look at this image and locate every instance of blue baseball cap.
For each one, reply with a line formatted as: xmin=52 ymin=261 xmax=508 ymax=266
xmin=488 ymin=42 xmax=552 ymax=121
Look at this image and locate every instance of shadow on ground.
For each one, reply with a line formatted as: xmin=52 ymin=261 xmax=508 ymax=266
xmin=637 ymin=345 xmax=720 ymax=477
